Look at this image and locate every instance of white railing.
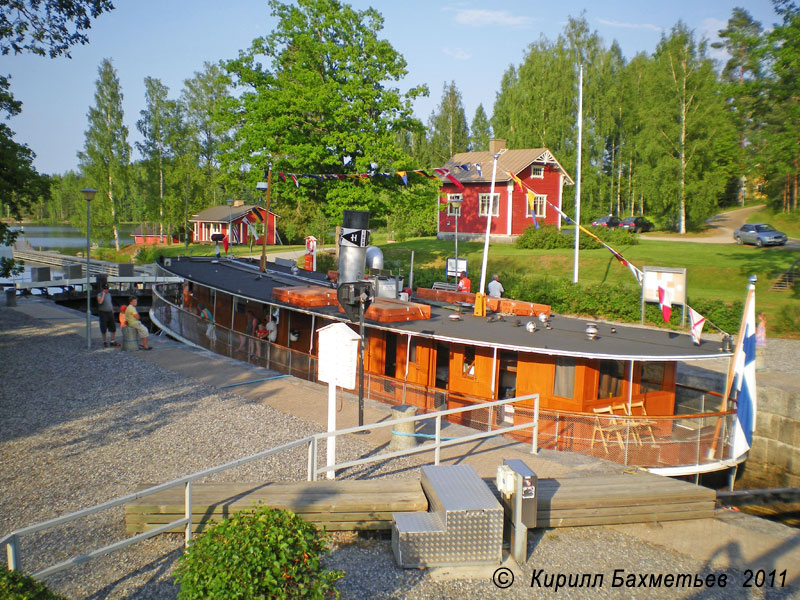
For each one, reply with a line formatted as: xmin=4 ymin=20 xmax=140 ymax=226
xmin=1 ymin=395 xmax=538 ymax=580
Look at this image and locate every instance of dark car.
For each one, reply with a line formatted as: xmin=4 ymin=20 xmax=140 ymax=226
xmin=733 ymin=223 xmax=787 ymax=247
xmin=618 ymin=216 xmax=654 ymax=233
xmin=591 ymin=215 xmax=621 ymax=227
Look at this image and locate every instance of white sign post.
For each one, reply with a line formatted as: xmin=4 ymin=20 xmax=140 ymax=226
xmin=317 ymin=323 xmax=360 ymax=479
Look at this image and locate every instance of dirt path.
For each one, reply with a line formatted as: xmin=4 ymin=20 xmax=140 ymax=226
xmin=644 ymin=204 xmax=766 ymax=243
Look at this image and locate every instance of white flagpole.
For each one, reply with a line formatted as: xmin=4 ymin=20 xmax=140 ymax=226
xmin=572 ymin=63 xmax=583 ymax=284
xmin=475 ymin=149 xmax=504 ymax=316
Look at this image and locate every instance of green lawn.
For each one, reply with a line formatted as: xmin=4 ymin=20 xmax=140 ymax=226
xmin=378 ymin=236 xmax=799 ymax=335
xmin=744 ymin=206 xmax=800 ymax=238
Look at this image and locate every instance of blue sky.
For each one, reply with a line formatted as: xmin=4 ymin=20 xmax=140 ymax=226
xmin=3 ymin=0 xmax=780 ymax=176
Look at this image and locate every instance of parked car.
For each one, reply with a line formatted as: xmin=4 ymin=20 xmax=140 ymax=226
xmin=591 ymin=215 xmax=621 ymax=227
xmin=733 ymin=223 xmax=787 ymax=247
xmin=618 ymin=216 xmax=654 ymax=233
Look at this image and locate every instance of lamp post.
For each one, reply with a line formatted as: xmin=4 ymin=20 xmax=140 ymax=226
xmin=81 ymin=188 xmax=98 ymax=350
xmin=226 ymin=198 xmax=234 ymax=257
xmin=258 ymin=166 xmax=272 ymax=273
xmin=449 ymin=196 xmax=462 ymax=283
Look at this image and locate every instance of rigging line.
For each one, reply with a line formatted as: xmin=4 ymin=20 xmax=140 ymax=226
xmin=218 ymin=374 xmax=290 ymax=389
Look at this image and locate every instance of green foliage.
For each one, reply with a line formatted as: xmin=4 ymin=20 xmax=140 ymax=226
xmin=314 ymin=250 xmax=337 ymax=274
xmin=426 ymin=81 xmax=469 ymax=166
xmin=469 ymin=104 xmax=491 ymax=152
xmin=774 ymin=303 xmax=800 ymax=336
xmin=515 ymin=225 xmax=637 ymax=250
xmin=173 ymin=505 xmax=342 ymax=599
xmin=0 ymin=566 xmax=68 ymax=599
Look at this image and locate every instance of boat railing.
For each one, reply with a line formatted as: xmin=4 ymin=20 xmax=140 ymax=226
xmin=150 ymin=284 xmax=742 ymax=475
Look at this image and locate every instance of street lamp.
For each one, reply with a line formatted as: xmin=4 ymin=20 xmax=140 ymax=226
xmin=226 ymin=198 xmax=234 ymax=257
xmin=81 ymin=187 xmax=98 ymax=350
xmin=449 ymin=196 xmax=463 ymax=283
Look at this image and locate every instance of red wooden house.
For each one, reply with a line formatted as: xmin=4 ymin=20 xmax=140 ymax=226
xmin=190 ymin=203 xmax=278 ymax=245
xmin=437 ymin=140 xmax=573 ymax=241
xmin=130 ymin=225 xmax=178 ymax=245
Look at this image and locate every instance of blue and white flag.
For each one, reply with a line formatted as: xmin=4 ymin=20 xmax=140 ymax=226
xmin=731 ymin=285 xmax=757 ymax=458
xmin=231 ymin=225 xmax=240 ymax=245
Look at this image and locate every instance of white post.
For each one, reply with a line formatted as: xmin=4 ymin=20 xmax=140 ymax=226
xmin=327 ymin=382 xmax=336 ymax=479
xmin=572 ymin=64 xmax=584 ymax=284
xmin=479 ymin=152 xmax=501 ymax=296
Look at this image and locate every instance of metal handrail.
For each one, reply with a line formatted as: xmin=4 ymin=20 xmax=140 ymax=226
xmin=1 ymin=393 xmax=539 ymax=580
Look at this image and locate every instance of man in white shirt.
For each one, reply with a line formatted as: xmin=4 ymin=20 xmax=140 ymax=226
xmin=487 ymin=274 xmax=504 ymax=298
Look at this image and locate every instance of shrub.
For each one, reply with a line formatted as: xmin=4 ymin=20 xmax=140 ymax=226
xmin=773 ymin=303 xmax=800 ymax=337
xmin=173 ymin=505 xmax=343 ymax=599
xmin=0 ymin=566 xmax=68 ymax=599
xmin=515 ymin=224 xmax=637 ymax=250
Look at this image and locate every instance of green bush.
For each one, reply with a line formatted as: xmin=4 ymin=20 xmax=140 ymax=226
xmin=173 ymin=505 xmax=343 ymax=599
xmin=0 ymin=566 xmax=68 ymax=599
xmin=774 ymin=303 xmax=800 ymax=336
xmin=515 ymin=224 xmax=637 ymax=250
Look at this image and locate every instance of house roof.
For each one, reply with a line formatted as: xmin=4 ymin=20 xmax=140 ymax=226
xmin=440 ymin=148 xmax=574 ymax=186
xmin=189 ymin=205 xmax=276 ymax=223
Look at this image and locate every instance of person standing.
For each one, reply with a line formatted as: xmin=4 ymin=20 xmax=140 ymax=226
xmin=457 ymin=271 xmax=471 ymax=293
xmin=125 ymin=297 xmax=151 ymax=350
xmin=198 ymin=302 xmax=216 ymax=344
xmin=487 ymin=274 xmax=504 ymax=298
xmin=97 ymin=284 xmax=120 ymax=347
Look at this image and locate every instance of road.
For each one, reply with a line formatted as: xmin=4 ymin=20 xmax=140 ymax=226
xmin=643 ymin=205 xmax=800 ymax=249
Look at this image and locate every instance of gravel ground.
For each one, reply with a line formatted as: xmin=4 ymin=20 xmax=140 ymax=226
xmin=2 ymin=305 xmax=799 ymax=599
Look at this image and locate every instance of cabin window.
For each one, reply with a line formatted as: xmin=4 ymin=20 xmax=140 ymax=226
xmin=640 ymin=362 xmax=666 ymax=393
xmin=478 ymin=193 xmax=500 ymax=217
xmin=499 ymin=350 xmax=517 ymax=399
xmin=553 ymin=357 xmax=575 ymax=398
xmin=462 ymin=346 xmax=476 ymax=377
xmin=598 ymin=360 xmax=626 ymax=399
xmin=234 ymin=299 xmax=246 ymax=314
xmin=446 ymin=195 xmax=462 ymax=216
xmin=531 ymin=165 xmax=544 ymax=179
xmin=385 ymin=332 xmax=398 ymax=378
xmin=435 ymin=343 xmax=449 ymax=389
xmin=525 ymin=194 xmax=547 ymax=219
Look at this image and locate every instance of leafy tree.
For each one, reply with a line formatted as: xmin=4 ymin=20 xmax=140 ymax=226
xmin=78 ymin=57 xmax=130 ymax=249
xmin=713 ymin=8 xmax=768 ymax=206
xmin=426 ymin=80 xmax=469 ymax=165
xmin=0 ymin=0 xmax=113 ymax=58
xmin=469 ymin=103 xmax=491 ymax=151
xmin=0 ymin=75 xmax=46 ymax=276
xmin=222 ymin=0 xmax=426 ymax=228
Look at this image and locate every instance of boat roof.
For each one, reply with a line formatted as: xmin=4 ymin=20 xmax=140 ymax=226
xmin=159 ymin=256 xmax=729 ymax=362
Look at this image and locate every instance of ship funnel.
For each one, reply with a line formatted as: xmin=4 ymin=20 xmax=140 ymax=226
xmin=338 ymin=210 xmax=370 ymax=285
xmin=365 ymin=246 xmax=384 ymax=271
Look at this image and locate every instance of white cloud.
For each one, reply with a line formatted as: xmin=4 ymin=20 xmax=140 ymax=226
xmin=700 ymin=17 xmax=729 ymax=62
xmin=596 ymin=18 xmax=663 ymax=33
xmin=453 ymin=9 xmax=532 ymax=28
xmin=442 ymin=47 xmax=471 ymax=60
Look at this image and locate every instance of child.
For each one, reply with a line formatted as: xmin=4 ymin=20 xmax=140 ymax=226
xmin=255 ymin=323 xmax=268 ymax=340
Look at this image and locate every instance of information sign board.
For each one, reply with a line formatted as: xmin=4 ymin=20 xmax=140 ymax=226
xmin=317 ymin=322 xmax=359 ymax=390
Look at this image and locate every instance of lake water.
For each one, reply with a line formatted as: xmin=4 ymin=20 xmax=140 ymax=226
xmin=9 ymin=224 xmax=137 ymax=251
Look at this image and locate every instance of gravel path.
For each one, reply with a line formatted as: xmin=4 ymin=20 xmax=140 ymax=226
xmin=2 ymin=305 xmax=799 ymax=599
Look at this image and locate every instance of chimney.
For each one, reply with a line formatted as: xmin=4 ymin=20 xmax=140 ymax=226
xmin=489 ymin=139 xmax=507 ymax=155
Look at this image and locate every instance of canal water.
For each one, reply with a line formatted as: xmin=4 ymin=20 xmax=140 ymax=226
xmin=8 ymin=224 xmax=137 ymax=252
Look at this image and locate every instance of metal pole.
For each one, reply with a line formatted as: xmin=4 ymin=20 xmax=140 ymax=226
xmin=572 ymin=63 xmax=583 ymax=284
xmin=260 ymin=166 xmax=273 ymax=273
xmin=475 ymin=151 xmax=503 ymax=317
xmin=86 ymin=200 xmax=91 ymax=350
xmin=184 ymin=481 xmax=193 ymax=547
xmin=358 ymin=296 xmax=365 ymax=427
xmin=454 ymin=211 xmax=458 ymax=283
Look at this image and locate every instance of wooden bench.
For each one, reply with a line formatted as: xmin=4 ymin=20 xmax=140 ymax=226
xmin=125 ymin=479 xmax=428 ymax=534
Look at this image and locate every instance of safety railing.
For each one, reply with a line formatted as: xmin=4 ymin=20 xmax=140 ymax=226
xmin=1 ymin=394 xmax=538 ymax=580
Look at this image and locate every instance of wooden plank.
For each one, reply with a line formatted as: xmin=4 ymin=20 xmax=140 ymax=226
xmin=539 ymin=501 xmax=716 ymax=520
xmin=127 ymin=519 xmax=390 ymax=535
xmin=126 ymin=511 xmax=396 ymax=525
xmin=127 ymin=496 xmax=426 ymax=514
xmin=538 ymin=509 xmax=717 ymax=528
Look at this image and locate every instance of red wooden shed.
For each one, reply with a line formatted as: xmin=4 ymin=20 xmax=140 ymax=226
xmin=437 ymin=140 xmax=574 ymax=241
xmin=190 ymin=203 xmax=278 ymax=246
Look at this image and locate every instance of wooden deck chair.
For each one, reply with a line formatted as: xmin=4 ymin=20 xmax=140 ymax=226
xmin=610 ymin=402 xmax=641 ymax=446
xmin=626 ymin=400 xmax=657 ymax=444
xmin=590 ymin=406 xmax=627 ymax=453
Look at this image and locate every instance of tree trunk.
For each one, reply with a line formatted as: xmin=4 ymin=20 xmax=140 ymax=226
xmin=609 ymin=141 xmax=615 ymax=214
xmin=109 ymin=172 xmax=120 ymax=252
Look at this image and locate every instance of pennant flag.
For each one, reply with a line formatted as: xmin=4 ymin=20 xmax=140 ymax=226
xmin=289 ymin=173 xmax=299 ymax=187
xmin=456 ymin=163 xmax=470 ymax=172
xmin=526 ymin=191 xmax=539 ymax=229
xmin=222 ymin=235 xmax=229 ymax=253
xmin=250 ymin=208 xmax=264 ymax=223
xmin=475 ymin=163 xmax=482 ymax=177
xmin=413 ymin=169 xmax=437 ymax=179
xmin=658 ymin=286 xmax=673 ymax=322
xmin=278 ymin=172 xmax=287 ymax=182
xmin=241 ymin=214 xmax=249 ymax=226
xmin=732 ymin=288 xmax=757 ymax=458
xmin=397 ymin=171 xmax=408 ymax=185
xmin=247 ymin=223 xmax=258 ymax=240
xmin=433 ymin=168 xmax=465 ymax=190
xmin=688 ymin=306 xmax=706 ymax=345
xmin=231 ymin=225 xmax=240 ymax=244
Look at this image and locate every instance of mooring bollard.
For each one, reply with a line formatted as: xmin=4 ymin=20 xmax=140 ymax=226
xmin=389 ymin=404 xmax=418 ymax=451
xmin=122 ymin=326 xmax=138 ymax=351
xmin=5 ymin=288 xmax=16 ymax=307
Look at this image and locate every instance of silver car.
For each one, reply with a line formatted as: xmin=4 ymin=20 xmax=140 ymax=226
xmin=733 ymin=223 xmax=788 ymax=247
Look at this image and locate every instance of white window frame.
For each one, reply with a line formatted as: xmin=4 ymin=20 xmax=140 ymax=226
xmin=530 ymin=165 xmax=544 ymax=179
xmin=526 ymin=194 xmax=547 ymax=219
xmin=446 ymin=194 xmax=462 ymax=216
xmin=478 ymin=193 xmax=500 ymax=218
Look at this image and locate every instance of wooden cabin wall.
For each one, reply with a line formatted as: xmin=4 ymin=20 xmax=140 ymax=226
xmin=286 ymin=311 xmax=313 ymax=354
xmin=515 ymin=354 xmax=566 ymax=410
xmin=447 ymin=343 xmax=495 ymax=399
xmin=214 ymin=292 xmax=234 ymax=330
